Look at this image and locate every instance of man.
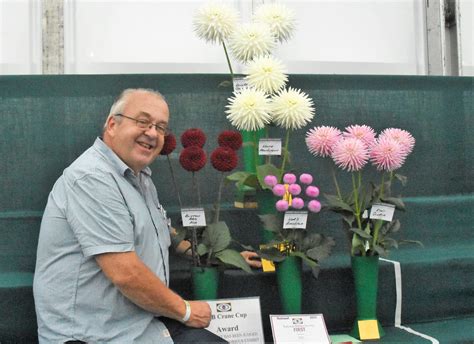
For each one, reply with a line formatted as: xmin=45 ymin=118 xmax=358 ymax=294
xmin=33 ymin=88 xmax=260 ymax=343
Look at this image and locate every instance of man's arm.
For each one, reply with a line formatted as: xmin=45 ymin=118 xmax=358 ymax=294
xmin=95 ymin=251 xmax=211 ymax=328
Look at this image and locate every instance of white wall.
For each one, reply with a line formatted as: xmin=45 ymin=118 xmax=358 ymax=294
xmin=0 ymin=0 xmax=472 ymax=75
xmin=0 ymin=0 xmax=41 ymax=74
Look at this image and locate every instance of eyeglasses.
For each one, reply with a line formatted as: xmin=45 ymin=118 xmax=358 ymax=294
xmin=115 ymin=114 xmax=170 ymax=136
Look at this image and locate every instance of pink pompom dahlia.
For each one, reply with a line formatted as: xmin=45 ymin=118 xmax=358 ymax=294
xmin=306 ymin=186 xmax=320 ymax=198
xmin=291 ymin=197 xmax=304 ymax=209
xmin=306 ymin=125 xmax=342 ymax=157
xmin=370 ymin=136 xmax=405 ymax=171
xmin=308 ymin=200 xmax=321 ymax=213
xmin=288 ymin=184 xmax=301 ymax=196
xmin=283 ymin=173 xmax=297 ymax=184
xmin=276 ymin=200 xmax=289 ymax=212
xmin=299 ymin=173 xmax=313 ymax=184
xmin=272 ymin=184 xmax=286 ymax=197
xmin=343 ymin=124 xmax=376 ymax=148
xmin=379 ymin=128 xmax=415 ymax=156
xmin=331 ymin=138 xmax=369 ymax=172
xmin=264 ymin=175 xmax=278 ymax=187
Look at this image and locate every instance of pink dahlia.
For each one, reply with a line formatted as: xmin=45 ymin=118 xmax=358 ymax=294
xmin=264 ymin=175 xmax=278 ymax=187
xmin=179 ymin=146 xmax=207 ymax=172
xmin=299 ymin=173 xmax=313 ymax=185
xmin=305 ymin=126 xmax=342 ymax=157
xmin=210 ymin=147 xmax=238 ymax=172
xmin=343 ymin=124 xmax=376 ymax=148
xmin=331 ymin=138 xmax=369 ymax=172
xmin=308 ymin=200 xmax=321 ymax=213
xmin=379 ymin=128 xmax=415 ymax=156
xmin=283 ymin=173 xmax=297 ymax=184
xmin=291 ymin=197 xmax=304 ymax=209
xmin=272 ymin=184 xmax=286 ymax=197
xmin=276 ymin=200 xmax=289 ymax=212
xmin=181 ymin=128 xmax=206 ymax=148
xmin=370 ymin=136 xmax=405 ymax=171
xmin=160 ymin=133 xmax=176 ymax=155
xmin=288 ymin=184 xmax=301 ymax=196
xmin=218 ymin=130 xmax=243 ymax=151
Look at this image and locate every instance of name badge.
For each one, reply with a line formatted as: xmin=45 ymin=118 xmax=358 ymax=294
xmin=283 ymin=211 xmax=308 ymax=229
xmin=369 ymin=203 xmax=395 ymax=221
xmin=181 ymin=208 xmax=206 ymax=227
xmin=259 ymin=138 xmax=282 ymax=156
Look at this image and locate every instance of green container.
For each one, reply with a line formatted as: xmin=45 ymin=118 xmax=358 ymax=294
xmin=276 ymin=256 xmax=302 ymax=314
xmin=350 ymin=255 xmax=385 ymax=338
xmin=191 ymin=266 xmax=219 ymax=300
xmin=256 ymin=189 xmax=276 ymax=243
xmin=242 ymin=129 xmax=264 ymax=173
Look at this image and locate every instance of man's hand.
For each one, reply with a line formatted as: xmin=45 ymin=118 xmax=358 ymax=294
xmin=186 ymin=301 xmax=212 ymax=328
xmin=240 ymin=251 xmax=262 ymax=269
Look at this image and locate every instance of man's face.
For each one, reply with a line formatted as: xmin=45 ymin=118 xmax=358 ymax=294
xmin=104 ymin=91 xmax=169 ymax=174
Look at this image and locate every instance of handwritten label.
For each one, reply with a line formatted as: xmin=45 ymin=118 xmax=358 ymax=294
xmin=369 ymin=203 xmax=395 ymax=221
xmin=270 ymin=314 xmax=331 ymax=344
xmin=258 ymin=138 xmax=282 ymax=156
xmin=283 ymin=211 xmax=308 ymax=229
xmin=233 ymin=77 xmax=250 ymax=92
xmin=181 ymin=208 xmax=206 ymax=227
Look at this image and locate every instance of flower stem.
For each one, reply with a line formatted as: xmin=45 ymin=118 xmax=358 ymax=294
xmin=253 ymin=130 xmax=259 ymax=172
xmin=167 ymin=155 xmax=182 ymax=208
xmin=279 ymin=130 xmax=291 ymax=181
xmin=331 ymin=167 xmax=342 ymax=200
xmin=222 ymin=41 xmax=234 ymax=81
xmin=213 ymin=173 xmax=225 ymax=224
xmin=352 ymin=173 xmax=362 ymax=230
xmin=191 ymin=227 xmax=200 ymax=267
xmin=372 ymin=173 xmax=386 ymax=250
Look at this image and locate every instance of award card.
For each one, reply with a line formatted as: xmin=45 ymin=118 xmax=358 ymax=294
xmin=270 ymin=314 xmax=331 ymax=344
xmin=206 ymin=297 xmax=265 ymax=344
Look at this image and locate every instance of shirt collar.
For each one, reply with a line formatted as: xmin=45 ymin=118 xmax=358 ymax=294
xmin=93 ymin=137 xmax=152 ymax=177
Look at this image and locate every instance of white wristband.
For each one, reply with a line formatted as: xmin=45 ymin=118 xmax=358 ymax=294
xmin=181 ymin=300 xmax=191 ymax=323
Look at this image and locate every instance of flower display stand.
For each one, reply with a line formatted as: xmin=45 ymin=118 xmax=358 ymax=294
xmin=350 ymin=255 xmax=385 ymax=339
xmin=191 ymin=266 xmax=219 ymax=300
xmin=276 ymin=256 xmax=302 ymax=314
xmin=256 ymin=189 xmax=276 ymax=243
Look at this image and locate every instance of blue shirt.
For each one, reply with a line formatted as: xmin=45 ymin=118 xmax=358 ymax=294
xmin=33 ymin=138 xmax=174 ymax=343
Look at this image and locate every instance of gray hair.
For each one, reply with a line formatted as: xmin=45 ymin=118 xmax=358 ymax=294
xmin=103 ymin=88 xmax=166 ymax=131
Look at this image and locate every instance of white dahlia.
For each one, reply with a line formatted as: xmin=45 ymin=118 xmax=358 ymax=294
xmin=193 ymin=2 xmax=239 ymax=44
xmin=228 ymin=23 xmax=275 ymax=63
xmin=254 ymin=3 xmax=296 ymax=43
xmin=271 ymin=87 xmax=315 ymax=130
xmin=226 ymin=88 xmax=272 ymax=131
xmin=245 ymin=55 xmax=288 ymax=94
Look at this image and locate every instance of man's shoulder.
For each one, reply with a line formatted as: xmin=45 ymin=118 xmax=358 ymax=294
xmin=64 ymin=145 xmax=115 ymax=184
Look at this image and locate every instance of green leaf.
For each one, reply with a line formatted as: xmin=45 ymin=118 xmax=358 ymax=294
xmin=381 ymin=196 xmax=406 ymax=211
xmin=196 ymin=243 xmax=209 ymax=256
xmin=311 ymin=266 xmax=321 ymax=279
xmin=399 ymin=239 xmax=424 ymax=247
xmin=258 ymin=214 xmax=281 ymax=233
xmin=324 ymin=194 xmax=354 ymax=213
xmin=258 ymin=247 xmax=286 ymax=262
xmin=291 ymin=251 xmax=318 ymax=268
xmin=381 ymin=237 xmax=398 ymax=249
xmin=351 ymin=233 xmax=366 ymax=256
xmin=218 ymin=80 xmax=232 ymax=88
xmin=256 ymin=163 xmax=281 ymax=189
xmin=215 ymin=249 xmax=252 ymax=273
xmin=373 ymin=244 xmax=388 ymax=256
xmin=305 ymin=236 xmax=336 ymax=262
xmin=226 ymin=171 xmax=252 ymax=182
xmin=242 ymin=174 xmax=259 ymax=188
xmin=394 ymin=173 xmax=408 ymax=186
xmin=349 ymin=227 xmax=373 ymax=239
xmin=201 ymin=222 xmax=231 ymax=253
xmin=387 ymin=219 xmax=401 ymax=234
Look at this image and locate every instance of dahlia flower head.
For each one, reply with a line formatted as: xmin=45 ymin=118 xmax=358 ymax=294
xmin=331 ymin=137 xmax=369 ymax=172
xmin=264 ymin=173 xmax=321 ymax=213
xmin=343 ymin=124 xmax=376 ymax=148
xmin=181 ymin=128 xmax=206 ymax=148
xmin=217 ymin=130 xmax=243 ymax=151
xmin=369 ymin=136 xmax=405 ymax=172
xmin=305 ymin=125 xmax=342 ymax=157
xmin=228 ymin=23 xmax=276 ymax=63
xmin=271 ymin=87 xmax=315 ymax=130
xmin=211 ymin=146 xmax=238 ymax=172
xmin=193 ymin=2 xmax=239 ymax=44
xmin=379 ymin=128 xmax=415 ymax=156
xmin=225 ymin=88 xmax=272 ymax=131
xmin=253 ymin=3 xmax=296 ymax=43
xmin=160 ymin=133 xmax=177 ymax=156
xmin=179 ymin=146 xmax=207 ymax=172
xmin=245 ymin=55 xmax=288 ymax=95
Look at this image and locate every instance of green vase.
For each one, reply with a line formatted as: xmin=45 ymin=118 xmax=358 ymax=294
xmin=276 ymin=256 xmax=302 ymax=314
xmin=256 ymin=189 xmax=276 ymax=243
xmin=350 ymin=255 xmax=385 ymax=339
xmin=191 ymin=266 xmax=219 ymax=300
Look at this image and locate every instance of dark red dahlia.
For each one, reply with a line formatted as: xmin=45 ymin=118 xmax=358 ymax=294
xmin=179 ymin=146 xmax=207 ymax=172
xmin=210 ymin=147 xmax=238 ymax=172
xmin=160 ymin=133 xmax=177 ymax=155
xmin=217 ymin=130 xmax=243 ymax=151
xmin=181 ymin=128 xmax=206 ymax=148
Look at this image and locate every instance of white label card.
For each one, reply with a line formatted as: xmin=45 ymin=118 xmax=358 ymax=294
xmin=233 ymin=77 xmax=250 ymax=92
xmin=259 ymin=138 xmax=282 ymax=156
xmin=369 ymin=203 xmax=395 ymax=221
xmin=270 ymin=314 xmax=331 ymax=344
xmin=206 ymin=297 xmax=265 ymax=344
xmin=181 ymin=208 xmax=206 ymax=227
xmin=283 ymin=211 xmax=308 ymax=229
